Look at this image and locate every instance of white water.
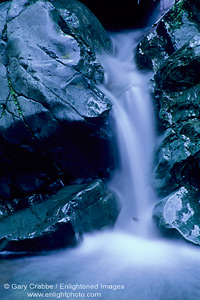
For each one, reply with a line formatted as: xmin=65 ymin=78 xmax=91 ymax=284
xmin=99 ymin=32 xmax=156 ymax=236
xmin=1 ymin=29 xmax=200 ymax=300
xmin=1 ymin=231 xmax=200 ymax=300
xmin=160 ymin=0 xmax=175 ymax=12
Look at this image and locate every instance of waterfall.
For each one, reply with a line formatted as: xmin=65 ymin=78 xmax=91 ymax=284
xmin=99 ymin=32 xmax=156 ymax=235
xmin=160 ymin=0 xmax=175 ymax=12
xmin=2 ymin=29 xmax=200 ymax=300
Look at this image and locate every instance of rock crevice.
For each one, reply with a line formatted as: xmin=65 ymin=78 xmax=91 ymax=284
xmin=135 ymin=0 xmax=200 ymax=245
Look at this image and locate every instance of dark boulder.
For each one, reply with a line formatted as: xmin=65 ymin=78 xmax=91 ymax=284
xmin=0 ymin=179 xmax=120 ymax=253
xmin=135 ymin=0 xmax=200 ymax=72
xmin=153 ymin=36 xmax=200 ymax=197
xmin=153 ymin=121 xmax=200 ymax=197
xmin=135 ymin=0 xmax=200 ymax=244
xmin=0 ymin=0 xmax=114 ymax=200
xmin=154 ymin=35 xmax=200 ymax=92
xmin=153 ymin=34 xmax=200 ymax=197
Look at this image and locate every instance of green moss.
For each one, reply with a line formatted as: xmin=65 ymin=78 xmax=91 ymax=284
xmin=168 ymin=0 xmax=185 ymax=30
xmin=7 ymin=79 xmax=23 ymax=116
xmin=0 ymin=104 xmax=6 ymax=119
xmin=186 ymin=6 xmax=196 ymax=24
xmin=168 ymin=0 xmax=198 ymax=31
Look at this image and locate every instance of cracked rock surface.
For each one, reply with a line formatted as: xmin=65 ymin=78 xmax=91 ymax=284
xmin=135 ymin=0 xmax=200 ymax=245
xmin=0 ymin=0 xmax=119 ymax=252
xmin=0 ymin=179 xmax=119 ymax=252
xmin=0 ymin=0 xmax=114 ymax=200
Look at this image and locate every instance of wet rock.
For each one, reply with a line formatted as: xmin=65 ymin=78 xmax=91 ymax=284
xmin=0 ymin=0 xmax=114 ymax=200
xmin=153 ymin=121 xmax=200 ymax=197
xmin=154 ymin=84 xmax=200 ymax=130
xmin=135 ymin=0 xmax=200 ymax=245
xmin=0 ymin=180 xmax=119 ymax=252
xmin=153 ymin=187 xmax=200 ymax=245
xmin=154 ymin=35 xmax=200 ymax=92
xmin=152 ymin=38 xmax=200 ymax=197
xmin=135 ymin=0 xmax=200 ymax=195
xmin=152 ymin=37 xmax=200 ymax=198
xmin=0 ymin=1 xmax=10 ymax=65
xmin=135 ymin=0 xmax=200 ymax=72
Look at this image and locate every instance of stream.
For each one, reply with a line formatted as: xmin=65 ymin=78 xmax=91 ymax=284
xmin=1 ymin=16 xmax=200 ymax=300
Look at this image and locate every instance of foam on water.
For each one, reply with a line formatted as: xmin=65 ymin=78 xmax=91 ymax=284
xmin=1 ymin=230 xmax=200 ymax=300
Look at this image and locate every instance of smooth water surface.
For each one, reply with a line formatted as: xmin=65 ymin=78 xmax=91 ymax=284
xmin=1 ymin=231 xmax=200 ymax=300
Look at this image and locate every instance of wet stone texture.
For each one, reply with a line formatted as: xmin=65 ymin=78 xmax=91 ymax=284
xmin=0 ymin=179 xmax=119 ymax=253
xmin=153 ymin=187 xmax=200 ymax=245
xmin=135 ymin=0 xmax=200 ymax=245
xmin=0 ymin=0 xmax=119 ymax=252
xmin=0 ymin=0 xmax=114 ymax=201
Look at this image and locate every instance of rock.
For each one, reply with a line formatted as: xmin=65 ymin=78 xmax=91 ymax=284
xmin=135 ymin=0 xmax=200 ymax=196
xmin=152 ymin=34 xmax=200 ymax=197
xmin=0 ymin=0 xmax=114 ymax=200
xmin=0 ymin=1 xmax=10 ymax=65
xmin=0 ymin=179 xmax=120 ymax=252
xmin=153 ymin=187 xmax=200 ymax=245
xmin=152 ymin=38 xmax=200 ymax=197
xmin=50 ymin=0 xmax=112 ymax=54
xmin=154 ymin=35 xmax=200 ymax=92
xmin=135 ymin=0 xmax=200 ymax=244
xmin=153 ymin=122 xmax=200 ymax=197
xmin=154 ymin=84 xmax=200 ymax=130
xmin=135 ymin=0 xmax=200 ymax=72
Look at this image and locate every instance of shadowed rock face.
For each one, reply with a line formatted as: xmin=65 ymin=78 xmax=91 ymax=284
xmin=0 ymin=0 xmax=115 ymax=201
xmin=0 ymin=179 xmax=120 ymax=253
xmin=0 ymin=0 xmax=120 ymax=253
xmin=135 ymin=0 xmax=200 ymax=245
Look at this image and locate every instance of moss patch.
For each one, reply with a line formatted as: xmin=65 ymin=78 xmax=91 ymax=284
xmin=7 ymin=78 xmax=23 ymax=117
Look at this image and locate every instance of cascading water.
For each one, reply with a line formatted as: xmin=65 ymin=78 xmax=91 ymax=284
xmin=160 ymin=0 xmax=175 ymax=12
xmin=99 ymin=32 xmax=156 ymax=235
xmin=1 ymin=28 xmax=200 ymax=300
